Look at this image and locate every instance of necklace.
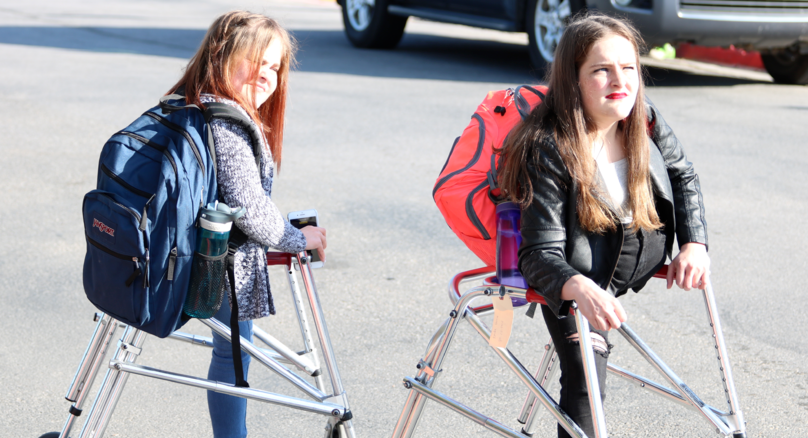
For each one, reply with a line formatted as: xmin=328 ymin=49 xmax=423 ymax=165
xmin=593 ymin=138 xmax=606 ymax=162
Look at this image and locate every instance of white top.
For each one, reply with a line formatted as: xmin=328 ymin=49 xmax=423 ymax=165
xmin=596 ymin=155 xmax=632 ymax=223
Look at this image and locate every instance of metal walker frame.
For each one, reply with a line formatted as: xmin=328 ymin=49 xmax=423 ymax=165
xmin=392 ymin=266 xmax=746 ymax=438
xmin=43 ymin=252 xmax=356 ymax=438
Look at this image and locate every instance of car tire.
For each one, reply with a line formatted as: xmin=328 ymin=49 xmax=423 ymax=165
xmin=761 ymin=47 xmax=808 ymax=85
xmin=341 ymin=0 xmax=408 ymax=49
xmin=526 ymin=0 xmax=584 ymax=74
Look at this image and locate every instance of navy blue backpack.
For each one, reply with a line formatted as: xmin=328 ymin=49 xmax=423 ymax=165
xmin=82 ymin=94 xmax=262 ymax=339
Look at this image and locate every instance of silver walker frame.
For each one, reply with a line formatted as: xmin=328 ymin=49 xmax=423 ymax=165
xmin=44 ymin=252 xmax=356 ymax=438
xmin=392 ymin=266 xmax=746 ymax=438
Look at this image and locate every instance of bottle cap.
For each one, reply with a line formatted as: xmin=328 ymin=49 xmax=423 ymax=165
xmin=198 ymin=202 xmax=246 ymax=231
xmin=496 ymin=202 xmax=520 ymax=214
xmin=199 ymin=216 xmax=233 ymax=232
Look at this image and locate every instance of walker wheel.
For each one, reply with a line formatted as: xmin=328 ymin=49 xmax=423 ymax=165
xmin=38 ymin=433 xmax=60 ymax=438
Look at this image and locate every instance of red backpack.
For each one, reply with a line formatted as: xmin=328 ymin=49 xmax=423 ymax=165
xmin=433 ymin=85 xmax=547 ymax=267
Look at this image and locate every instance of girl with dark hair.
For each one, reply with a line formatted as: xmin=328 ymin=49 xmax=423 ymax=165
xmin=168 ymin=11 xmax=327 ymax=437
xmin=498 ymin=13 xmax=709 ymax=438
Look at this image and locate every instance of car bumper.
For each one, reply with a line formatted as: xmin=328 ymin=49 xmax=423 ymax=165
xmin=589 ymin=0 xmax=808 ymax=49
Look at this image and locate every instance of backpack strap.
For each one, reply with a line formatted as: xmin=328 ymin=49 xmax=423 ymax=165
xmin=161 ymin=93 xmax=262 ymax=387
xmin=201 ymin=102 xmax=263 ymax=250
xmin=159 ymin=93 xmax=200 ymax=113
xmin=488 ymin=85 xmax=548 ymax=201
xmin=486 ymin=153 xmax=505 ymax=204
xmin=202 ymin=102 xmax=264 ymax=387
xmin=203 ymin=102 xmax=264 ymax=171
xmin=158 ymin=94 xmax=264 ymax=176
xmin=513 ymin=85 xmax=546 ymax=121
xmin=226 ymin=243 xmax=250 ymax=388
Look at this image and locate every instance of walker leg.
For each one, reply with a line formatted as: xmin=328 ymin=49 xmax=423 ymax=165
xmin=286 ymin=262 xmax=326 ymax=391
xmin=574 ymin=310 xmax=608 ymax=438
xmin=77 ymin=324 xmax=147 ymax=438
xmin=518 ymin=341 xmax=557 ymax=436
xmin=464 ymin=311 xmax=586 ymax=438
xmin=392 ymin=312 xmax=465 ymax=438
xmin=57 ymin=313 xmax=118 ymax=438
xmin=617 ymin=322 xmax=734 ymax=436
xmin=396 ymin=285 xmax=589 ymax=438
xmin=702 ymin=282 xmax=746 ymax=435
xmin=296 ymin=254 xmax=356 ymax=437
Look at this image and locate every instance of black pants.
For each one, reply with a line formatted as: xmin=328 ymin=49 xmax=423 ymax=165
xmin=541 ymin=226 xmax=666 ymax=438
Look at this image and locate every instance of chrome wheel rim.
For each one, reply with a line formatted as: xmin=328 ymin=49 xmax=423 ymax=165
xmin=346 ymin=0 xmax=375 ymax=31
xmin=534 ymin=0 xmax=571 ymax=62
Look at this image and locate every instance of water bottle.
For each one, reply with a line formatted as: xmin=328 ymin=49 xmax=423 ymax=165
xmin=496 ymin=202 xmax=528 ymax=306
xmin=196 ymin=202 xmax=245 ymax=256
xmin=184 ymin=202 xmax=245 ymax=319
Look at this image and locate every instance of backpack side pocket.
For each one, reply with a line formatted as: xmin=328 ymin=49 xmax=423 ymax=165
xmin=183 ymin=251 xmax=228 ymax=319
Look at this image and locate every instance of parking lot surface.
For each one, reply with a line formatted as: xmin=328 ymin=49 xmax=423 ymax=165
xmin=2 ymin=1 xmax=807 ymax=436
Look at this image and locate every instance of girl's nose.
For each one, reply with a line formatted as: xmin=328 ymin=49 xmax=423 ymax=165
xmin=612 ymin=68 xmax=627 ymax=88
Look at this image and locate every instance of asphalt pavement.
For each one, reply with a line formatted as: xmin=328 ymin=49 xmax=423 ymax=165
xmin=1 ymin=0 xmax=807 ymax=437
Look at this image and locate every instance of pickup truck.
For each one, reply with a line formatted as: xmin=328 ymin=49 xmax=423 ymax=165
xmin=337 ymin=0 xmax=808 ymax=84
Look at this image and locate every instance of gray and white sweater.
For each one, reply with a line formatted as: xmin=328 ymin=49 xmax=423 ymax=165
xmin=202 ymin=95 xmax=306 ymax=321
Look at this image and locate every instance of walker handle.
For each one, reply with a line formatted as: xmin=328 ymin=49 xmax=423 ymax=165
xmin=652 ymin=265 xmax=669 ymax=279
xmin=266 ymin=252 xmax=293 ymax=268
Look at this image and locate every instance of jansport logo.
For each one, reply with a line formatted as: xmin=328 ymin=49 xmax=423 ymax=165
xmin=93 ymin=218 xmax=115 ymax=237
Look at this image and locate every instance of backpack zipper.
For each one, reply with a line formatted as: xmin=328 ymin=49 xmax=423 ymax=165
xmin=144 ymin=111 xmax=205 ymax=178
xmin=119 ymin=131 xmax=178 ymax=178
xmin=99 ymin=193 xmax=148 ymax=241
xmin=101 ymin=163 xmax=152 ymax=199
xmin=167 ymin=247 xmax=177 ymax=281
xmin=433 ymin=113 xmax=487 ymax=198
xmin=93 ymin=193 xmax=151 ymax=284
xmin=99 ymin=193 xmax=142 ymax=223
xmin=119 ymin=131 xmax=165 ymax=151
xmin=85 ymin=235 xmax=143 ymax=287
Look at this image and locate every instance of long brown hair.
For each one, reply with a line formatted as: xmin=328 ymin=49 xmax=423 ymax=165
xmin=499 ymin=13 xmax=661 ymax=233
xmin=168 ymin=11 xmax=296 ymax=170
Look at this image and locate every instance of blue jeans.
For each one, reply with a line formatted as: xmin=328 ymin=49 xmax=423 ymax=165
xmin=208 ymin=296 xmax=253 ymax=438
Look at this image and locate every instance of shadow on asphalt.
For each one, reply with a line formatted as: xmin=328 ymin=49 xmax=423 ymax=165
xmin=0 ymin=26 xmax=204 ymax=58
xmin=643 ymin=66 xmax=770 ymax=87
xmin=294 ymin=29 xmax=541 ymax=84
xmin=0 ymin=25 xmax=771 ymax=86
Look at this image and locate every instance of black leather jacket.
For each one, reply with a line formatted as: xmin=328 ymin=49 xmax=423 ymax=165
xmin=518 ymin=101 xmax=708 ymax=316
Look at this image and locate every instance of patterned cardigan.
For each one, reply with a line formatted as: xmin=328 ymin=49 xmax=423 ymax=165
xmin=202 ymin=95 xmax=306 ymax=321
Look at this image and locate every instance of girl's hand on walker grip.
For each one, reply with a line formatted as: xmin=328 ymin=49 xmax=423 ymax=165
xmin=302 ymin=226 xmax=327 ymax=263
xmin=667 ymin=242 xmax=710 ymax=291
xmin=561 ymin=275 xmax=627 ymax=331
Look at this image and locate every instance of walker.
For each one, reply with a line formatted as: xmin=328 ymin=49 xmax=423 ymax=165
xmin=391 ymin=208 xmax=746 ymax=438
xmin=39 ymin=251 xmax=356 ymax=438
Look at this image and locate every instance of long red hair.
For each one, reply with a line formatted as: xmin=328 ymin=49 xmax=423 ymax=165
xmin=168 ymin=11 xmax=296 ymax=170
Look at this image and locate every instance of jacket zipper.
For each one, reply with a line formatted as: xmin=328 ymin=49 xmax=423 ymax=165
xmin=604 ymin=225 xmax=625 ymax=290
xmin=144 ymin=111 xmax=205 ymax=177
